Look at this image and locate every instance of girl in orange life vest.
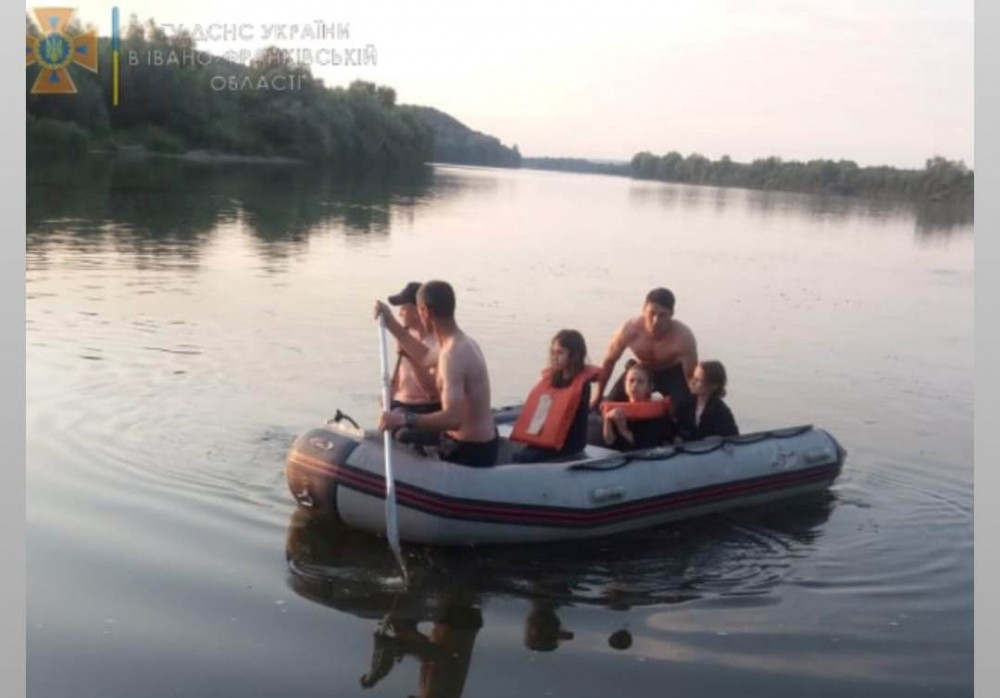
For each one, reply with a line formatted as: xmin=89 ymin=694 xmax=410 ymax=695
xmin=512 ymin=329 xmax=597 ymax=462
xmin=602 ymin=363 xmax=674 ymax=450
xmin=677 ymin=360 xmax=739 ymax=441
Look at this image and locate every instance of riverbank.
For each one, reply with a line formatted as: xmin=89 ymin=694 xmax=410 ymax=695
xmin=96 ymin=144 xmax=304 ymax=166
xmin=518 ymin=152 xmax=974 ymax=205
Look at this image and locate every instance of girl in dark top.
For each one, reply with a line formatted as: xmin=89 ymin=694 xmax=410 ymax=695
xmin=513 ymin=329 xmax=593 ymax=462
xmin=677 ymin=360 xmax=739 ymax=441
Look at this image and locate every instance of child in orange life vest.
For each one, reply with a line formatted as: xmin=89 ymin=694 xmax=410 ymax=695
xmin=512 ymin=329 xmax=595 ymax=462
xmin=601 ymin=363 xmax=674 ymax=450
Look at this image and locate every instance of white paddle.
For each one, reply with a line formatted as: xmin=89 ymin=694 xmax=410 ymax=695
xmin=377 ymin=314 xmax=408 ymax=584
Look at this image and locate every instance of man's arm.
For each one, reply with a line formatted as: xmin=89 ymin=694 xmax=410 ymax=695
xmin=590 ymin=321 xmax=634 ymax=410
xmin=374 ymin=301 xmax=431 ymax=365
xmin=389 ymin=354 xmax=402 ymax=399
xmin=679 ymin=328 xmax=699 ymax=381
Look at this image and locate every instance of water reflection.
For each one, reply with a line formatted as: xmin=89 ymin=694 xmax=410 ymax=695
xmin=358 ymin=595 xmax=483 ymax=698
xmin=912 ymin=202 xmax=975 ymax=239
xmin=26 ymin=155 xmax=440 ymax=266
xmin=627 ymin=181 xmax=972 ymax=238
xmin=285 ymin=496 xmax=834 ymax=696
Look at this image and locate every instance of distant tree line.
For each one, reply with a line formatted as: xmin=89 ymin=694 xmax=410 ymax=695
xmin=520 ymin=157 xmax=629 ymax=176
xmin=630 ymin=151 xmax=973 ymax=204
xmin=518 ymin=151 xmax=971 ymax=204
xmin=26 ymin=15 xmax=972 ymax=200
xmin=26 ymin=16 xmax=433 ymax=170
xmin=402 ymin=106 xmax=521 ymax=167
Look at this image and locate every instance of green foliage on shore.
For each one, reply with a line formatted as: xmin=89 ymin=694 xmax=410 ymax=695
xmin=401 ymin=106 xmax=521 ymax=167
xmin=26 ymin=16 xmax=433 ymax=170
xmin=630 ymin=151 xmax=973 ymax=204
xmin=26 ymin=115 xmax=92 ymax=156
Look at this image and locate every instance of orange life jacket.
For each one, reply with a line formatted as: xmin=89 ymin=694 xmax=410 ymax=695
xmin=511 ymin=365 xmax=602 ymax=450
xmin=600 ymin=397 xmax=674 ymax=421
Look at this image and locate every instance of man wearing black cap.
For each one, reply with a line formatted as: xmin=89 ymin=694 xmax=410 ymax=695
xmin=385 ymin=282 xmax=440 ymax=443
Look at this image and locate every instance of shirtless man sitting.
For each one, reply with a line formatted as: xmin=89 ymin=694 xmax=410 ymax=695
xmin=590 ymin=287 xmax=699 ymax=413
xmin=377 ymin=280 xmax=499 ymax=467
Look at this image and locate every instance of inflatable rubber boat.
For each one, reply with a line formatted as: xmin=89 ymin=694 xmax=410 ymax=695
xmin=285 ymin=407 xmax=845 ymax=546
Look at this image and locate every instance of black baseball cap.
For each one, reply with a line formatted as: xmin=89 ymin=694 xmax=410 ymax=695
xmin=388 ymin=281 xmax=421 ymax=306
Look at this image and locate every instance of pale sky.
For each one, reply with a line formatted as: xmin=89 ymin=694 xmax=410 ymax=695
xmin=59 ymin=0 xmax=974 ymax=168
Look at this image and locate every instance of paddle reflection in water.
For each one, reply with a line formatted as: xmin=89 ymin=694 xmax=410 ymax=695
xmin=285 ymin=494 xmax=835 ymax=697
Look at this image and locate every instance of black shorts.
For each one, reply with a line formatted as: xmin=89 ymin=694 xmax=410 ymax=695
xmin=389 ymin=401 xmax=442 ymax=446
xmin=440 ymin=434 xmax=499 ymax=468
xmin=390 ymin=400 xmax=441 ymax=414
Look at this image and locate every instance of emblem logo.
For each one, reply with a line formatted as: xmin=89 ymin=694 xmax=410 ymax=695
xmin=26 ymin=8 xmax=98 ymax=94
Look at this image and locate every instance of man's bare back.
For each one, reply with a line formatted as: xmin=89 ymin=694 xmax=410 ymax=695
xmin=436 ymin=332 xmax=495 ymax=442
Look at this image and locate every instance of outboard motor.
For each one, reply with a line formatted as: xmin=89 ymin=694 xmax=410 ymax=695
xmin=285 ymin=413 xmax=362 ymax=517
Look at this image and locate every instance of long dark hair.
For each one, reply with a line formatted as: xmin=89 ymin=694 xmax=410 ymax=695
xmin=550 ymin=329 xmax=587 ymax=388
xmin=700 ymin=360 xmax=728 ymax=399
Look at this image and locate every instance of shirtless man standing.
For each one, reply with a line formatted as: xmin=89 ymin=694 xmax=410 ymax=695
xmin=377 ymin=280 xmax=498 ymax=467
xmin=590 ymin=287 xmax=699 ymax=412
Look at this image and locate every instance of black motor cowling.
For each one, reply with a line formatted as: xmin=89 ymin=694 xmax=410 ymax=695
xmin=285 ymin=427 xmax=360 ymax=517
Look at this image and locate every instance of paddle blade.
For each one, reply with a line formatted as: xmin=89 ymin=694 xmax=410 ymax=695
xmin=384 ymin=486 xmax=407 ymax=584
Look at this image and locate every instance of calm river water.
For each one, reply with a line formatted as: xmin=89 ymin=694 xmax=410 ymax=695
xmin=27 ymin=158 xmax=973 ymax=697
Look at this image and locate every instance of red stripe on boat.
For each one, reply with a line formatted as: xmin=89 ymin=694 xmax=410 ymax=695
xmin=287 ymin=451 xmax=839 ymax=528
